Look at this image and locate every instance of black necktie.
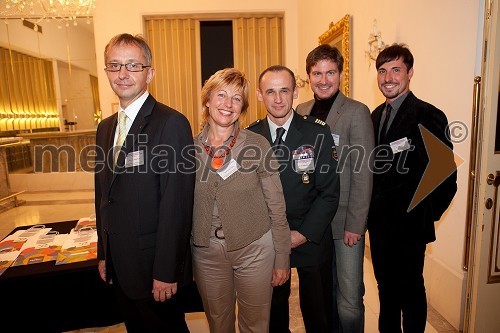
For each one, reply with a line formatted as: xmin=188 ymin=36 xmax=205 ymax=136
xmin=274 ymin=127 xmax=286 ymax=147
xmin=273 ymin=127 xmax=286 ymax=163
xmin=379 ymin=104 xmax=392 ymax=143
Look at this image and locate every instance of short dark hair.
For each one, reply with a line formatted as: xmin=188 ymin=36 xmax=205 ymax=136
xmin=376 ymin=43 xmax=414 ymax=72
xmin=104 ymin=33 xmax=153 ymax=65
xmin=258 ymin=65 xmax=296 ymax=89
xmin=305 ymin=44 xmax=344 ymax=74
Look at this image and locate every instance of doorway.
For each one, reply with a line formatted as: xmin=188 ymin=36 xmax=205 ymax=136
xmin=463 ymin=0 xmax=500 ymax=331
xmin=144 ymin=14 xmax=285 ymax=134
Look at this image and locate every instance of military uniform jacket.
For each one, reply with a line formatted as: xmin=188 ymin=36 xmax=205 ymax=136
xmin=248 ymin=111 xmax=340 ymax=267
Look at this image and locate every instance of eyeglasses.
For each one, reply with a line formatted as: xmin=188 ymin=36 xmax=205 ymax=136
xmin=104 ymin=63 xmax=151 ymax=72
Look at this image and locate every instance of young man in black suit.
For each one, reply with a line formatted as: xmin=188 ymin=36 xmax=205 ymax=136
xmin=248 ymin=65 xmax=340 ymax=333
xmin=94 ymin=33 xmax=195 ymax=333
xmin=369 ymin=44 xmax=457 ymax=333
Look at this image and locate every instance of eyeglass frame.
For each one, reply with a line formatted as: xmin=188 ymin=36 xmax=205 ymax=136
xmin=104 ymin=62 xmax=151 ymax=72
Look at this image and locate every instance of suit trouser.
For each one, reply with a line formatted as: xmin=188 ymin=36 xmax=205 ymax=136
xmin=332 ymin=237 xmax=366 ymax=333
xmin=369 ymin=228 xmax=427 ymax=333
xmin=112 ymin=278 xmax=189 ymax=333
xmin=106 ymin=236 xmax=189 ymax=333
xmin=269 ymin=259 xmax=333 ymax=333
xmin=192 ymin=229 xmax=275 ymax=333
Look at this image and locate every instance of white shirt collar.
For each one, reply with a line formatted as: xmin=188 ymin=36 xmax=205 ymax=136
xmin=114 ymin=91 xmax=149 ymax=145
xmin=267 ymin=110 xmax=294 ymax=142
xmin=119 ymin=91 xmax=150 ymax=126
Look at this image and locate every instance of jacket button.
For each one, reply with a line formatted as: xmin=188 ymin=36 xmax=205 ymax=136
xmin=214 ymin=182 xmax=218 ymax=187
xmin=108 ymin=198 xmax=114 ymax=203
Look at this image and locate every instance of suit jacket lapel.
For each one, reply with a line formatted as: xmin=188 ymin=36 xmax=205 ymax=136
xmin=297 ymin=93 xmax=345 ymax=131
xmin=257 ymin=114 xmax=302 ymax=168
xmin=258 ymin=118 xmax=274 ymax=144
xmin=284 ymin=113 xmax=303 ymax=151
xmin=297 ymin=100 xmax=315 ymax=116
xmin=325 ymin=92 xmax=346 ymax=130
xmin=100 ymin=114 xmax=118 ymax=191
xmin=111 ymin=95 xmax=155 ymax=184
xmin=384 ymin=92 xmax=415 ymax=141
xmin=373 ymin=103 xmax=385 ymax=145
xmin=259 ymin=113 xmax=303 ymax=150
xmin=106 ymin=114 xmax=118 ymax=172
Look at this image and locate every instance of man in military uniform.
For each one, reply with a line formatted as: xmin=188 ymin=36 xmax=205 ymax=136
xmin=248 ymin=65 xmax=340 ymax=333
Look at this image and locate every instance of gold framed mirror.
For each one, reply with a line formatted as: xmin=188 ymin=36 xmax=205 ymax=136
xmin=318 ymin=15 xmax=351 ymax=97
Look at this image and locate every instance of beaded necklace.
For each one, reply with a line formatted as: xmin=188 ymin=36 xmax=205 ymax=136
xmin=202 ymin=127 xmax=240 ymax=169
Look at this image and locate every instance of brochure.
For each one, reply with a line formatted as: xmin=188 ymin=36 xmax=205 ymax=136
xmin=0 ymin=225 xmax=50 ymax=275
xmin=11 ymin=232 xmax=67 ymax=267
xmin=55 ymin=226 xmax=97 ymax=265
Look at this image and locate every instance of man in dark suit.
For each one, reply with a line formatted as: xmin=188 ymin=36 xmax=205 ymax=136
xmin=296 ymin=44 xmax=374 ymax=333
xmin=94 ymin=33 xmax=195 ymax=333
xmin=248 ymin=65 xmax=340 ymax=333
xmin=369 ymin=44 xmax=457 ymax=333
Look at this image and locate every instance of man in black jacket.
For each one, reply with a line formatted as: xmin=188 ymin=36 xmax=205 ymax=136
xmin=369 ymin=44 xmax=457 ymax=333
xmin=248 ymin=65 xmax=340 ymax=332
xmin=95 ymin=33 xmax=195 ymax=333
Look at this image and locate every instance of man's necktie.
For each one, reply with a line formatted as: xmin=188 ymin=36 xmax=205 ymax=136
xmin=379 ymin=104 xmax=392 ymax=143
xmin=274 ymin=127 xmax=286 ymax=148
xmin=273 ymin=127 xmax=286 ymax=163
xmin=114 ymin=111 xmax=127 ymax=167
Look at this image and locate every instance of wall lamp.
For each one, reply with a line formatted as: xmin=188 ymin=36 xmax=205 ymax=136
xmin=295 ymin=75 xmax=309 ymax=88
xmin=366 ymin=20 xmax=386 ymax=64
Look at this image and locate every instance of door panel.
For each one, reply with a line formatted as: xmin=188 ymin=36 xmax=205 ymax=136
xmin=464 ymin=0 xmax=500 ymax=331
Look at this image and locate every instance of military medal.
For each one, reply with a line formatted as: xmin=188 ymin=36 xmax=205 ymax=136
xmin=202 ymin=128 xmax=240 ymax=170
xmin=302 ymin=173 xmax=310 ymax=184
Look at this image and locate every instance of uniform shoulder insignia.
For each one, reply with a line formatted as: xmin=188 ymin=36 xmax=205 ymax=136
xmin=302 ymin=115 xmax=327 ymax=127
xmin=245 ymin=119 xmax=261 ymax=129
xmin=314 ymin=118 xmax=327 ymax=126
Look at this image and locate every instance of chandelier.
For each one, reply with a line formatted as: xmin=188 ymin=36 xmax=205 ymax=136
xmin=1 ymin=0 xmax=97 ymax=28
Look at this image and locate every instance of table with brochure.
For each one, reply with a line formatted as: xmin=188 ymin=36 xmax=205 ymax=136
xmin=0 ymin=219 xmax=122 ymax=332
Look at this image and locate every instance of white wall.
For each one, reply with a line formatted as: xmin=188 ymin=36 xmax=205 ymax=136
xmin=93 ymin=0 xmax=299 ymax=119
xmin=296 ymin=0 xmax=481 ymax=329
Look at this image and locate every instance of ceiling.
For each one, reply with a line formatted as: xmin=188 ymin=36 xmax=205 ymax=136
xmin=0 ymin=1 xmax=95 ymax=35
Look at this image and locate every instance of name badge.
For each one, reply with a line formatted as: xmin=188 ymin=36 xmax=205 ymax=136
xmin=292 ymin=145 xmax=315 ymax=172
xmin=296 ymin=158 xmax=314 ymax=172
xmin=217 ymin=159 xmax=240 ymax=180
xmin=125 ymin=150 xmax=145 ymax=168
xmin=331 ymin=134 xmax=340 ymax=147
xmin=390 ymin=137 xmax=411 ymax=154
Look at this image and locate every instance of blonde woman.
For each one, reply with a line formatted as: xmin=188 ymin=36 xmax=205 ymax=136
xmin=191 ymin=68 xmax=290 ymax=333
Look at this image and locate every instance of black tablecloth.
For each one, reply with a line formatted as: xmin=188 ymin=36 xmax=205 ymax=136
xmin=0 ymin=221 xmax=121 ymax=332
xmin=0 ymin=221 xmax=203 ymax=332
